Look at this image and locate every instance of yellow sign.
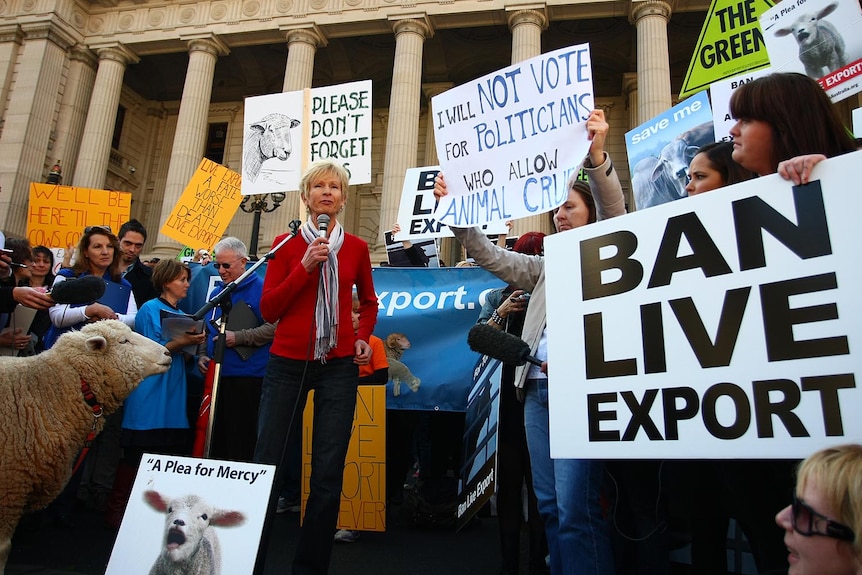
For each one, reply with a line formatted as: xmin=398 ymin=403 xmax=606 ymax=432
xmin=302 ymin=385 xmax=386 ymax=532
xmin=679 ymin=0 xmax=775 ymax=98
xmin=160 ymin=158 xmax=242 ymax=251
xmin=27 ymin=184 xmax=131 ymax=248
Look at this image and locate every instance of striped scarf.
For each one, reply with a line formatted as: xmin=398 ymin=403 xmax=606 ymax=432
xmin=301 ymin=218 xmax=344 ymax=361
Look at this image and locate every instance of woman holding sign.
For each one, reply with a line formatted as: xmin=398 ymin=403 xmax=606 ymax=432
xmin=436 ymin=109 xmax=624 ymax=575
xmin=728 ymin=72 xmax=856 ymax=179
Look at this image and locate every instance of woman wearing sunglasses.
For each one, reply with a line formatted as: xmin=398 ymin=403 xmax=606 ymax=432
xmin=776 ymin=444 xmax=862 ymax=575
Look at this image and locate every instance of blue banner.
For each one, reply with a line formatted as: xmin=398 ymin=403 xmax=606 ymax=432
xmin=182 ymin=263 xmax=504 ymax=412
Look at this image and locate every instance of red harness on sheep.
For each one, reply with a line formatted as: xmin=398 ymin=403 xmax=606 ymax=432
xmin=72 ymin=379 xmax=104 ymax=475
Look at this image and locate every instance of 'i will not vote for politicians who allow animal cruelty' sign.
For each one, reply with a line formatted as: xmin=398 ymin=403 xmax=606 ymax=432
xmin=544 ymin=151 xmax=862 ymax=459
xmin=432 ymin=44 xmax=594 ymax=227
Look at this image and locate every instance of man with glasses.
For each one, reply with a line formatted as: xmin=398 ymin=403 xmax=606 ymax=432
xmin=118 ymin=219 xmax=157 ymax=308
xmin=196 ymin=237 xmax=274 ymax=461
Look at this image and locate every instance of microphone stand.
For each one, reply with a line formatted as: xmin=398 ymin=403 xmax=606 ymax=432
xmin=192 ymin=219 xmax=302 ymax=458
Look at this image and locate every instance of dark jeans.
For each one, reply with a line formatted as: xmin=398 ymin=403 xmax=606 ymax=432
xmin=254 ymin=354 xmax=358 ymax=575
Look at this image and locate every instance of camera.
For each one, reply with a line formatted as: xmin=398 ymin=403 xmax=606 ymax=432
xmin=514 ymin=292 xmax=531 ymax=302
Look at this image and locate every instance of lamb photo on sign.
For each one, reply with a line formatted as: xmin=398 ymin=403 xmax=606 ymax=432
xmin=431 ymin=44 xmax=595 ymax=227
xmin=242 ymin=90 xmax=305 ymax=194
xmin=759 ymin=0 xmax=862 ymax=102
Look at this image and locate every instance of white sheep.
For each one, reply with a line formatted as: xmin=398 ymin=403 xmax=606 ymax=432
xmin=144 ymin=490 xmax=245 ymax=575
xmin=0 ymin=320 xmax=171 ymax=575
xmin=775 ymin=2 xmax=848 ymax=79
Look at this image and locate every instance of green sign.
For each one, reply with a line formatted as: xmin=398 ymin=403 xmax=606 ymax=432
xmin=679 ymin=0 xmax=774 ymax=98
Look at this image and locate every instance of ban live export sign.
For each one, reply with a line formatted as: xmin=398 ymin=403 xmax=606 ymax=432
xmin=545 ymin=151 xmax=862 ymax=459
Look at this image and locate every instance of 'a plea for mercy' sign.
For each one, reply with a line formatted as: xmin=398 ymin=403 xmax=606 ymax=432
xmin=431 ymin=44 xmax=594 ymax=227
xmin=544 ymin=151 xmax=862 ymax=459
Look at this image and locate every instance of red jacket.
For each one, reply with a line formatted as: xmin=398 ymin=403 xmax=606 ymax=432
xmin=261 ymin=230 xmax=378 ymax=361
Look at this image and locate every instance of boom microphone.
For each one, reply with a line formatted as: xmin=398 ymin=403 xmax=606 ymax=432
xmin=49 ymin=275 xmax=107 ymax=305
xmin=467 ymin=323 xmax=544 ymax=367
xmin=317 ymin=214 xmax=331 ymax=238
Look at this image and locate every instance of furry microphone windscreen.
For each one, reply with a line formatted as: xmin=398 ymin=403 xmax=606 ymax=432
xmin=467 ymin=323 xmax=543 ymax=367
xmin=50 ymin=275 xmax=107 ymax=305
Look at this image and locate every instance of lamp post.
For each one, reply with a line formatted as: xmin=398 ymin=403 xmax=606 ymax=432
xmin=239 ymin=192 xmax=287 ymax=255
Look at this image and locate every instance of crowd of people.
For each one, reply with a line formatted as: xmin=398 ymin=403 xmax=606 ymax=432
xmin=1 ymin=72 xmax=861 ymax=575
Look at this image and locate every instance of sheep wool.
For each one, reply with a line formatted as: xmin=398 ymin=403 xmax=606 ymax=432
xmin=0 ymin=320 xmax=171 ymax=575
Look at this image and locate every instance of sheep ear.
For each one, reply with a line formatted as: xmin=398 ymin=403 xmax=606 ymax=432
xmin=144 ymin=490 xmax=169 ymax=512
xmin=819 ymin=2 xmax=839 ymax=18
xmin=210 ymin=509 xmax=246 ymax=528
xmin=774 ymin=28 xmax=793 ymax=37
xmin=85 ymin=335 xmax=108 ymax=352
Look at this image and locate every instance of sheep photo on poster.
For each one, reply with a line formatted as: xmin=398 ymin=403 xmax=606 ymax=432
xmin=759 ymin=0 xmax=862 ymax=102
xmin=106 ymin=454 xmax=275 ymax=575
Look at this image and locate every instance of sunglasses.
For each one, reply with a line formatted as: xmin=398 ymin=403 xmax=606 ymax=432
xmin=84 ymin=225 xmax=113 ymax=234
xmin=791 ymin=493 xmax=855 ymax=541
xmin=212 ymin=259 xmax=244 ymax=270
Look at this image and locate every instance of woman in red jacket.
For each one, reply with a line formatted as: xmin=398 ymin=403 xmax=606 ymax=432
xmin=254 ymin=160 xmax=378 ymax=575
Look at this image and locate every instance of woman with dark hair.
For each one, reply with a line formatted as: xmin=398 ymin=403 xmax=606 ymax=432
xmin=685 ymin=140 xmax=756 ymax=196
xmin=106 ymin=259 xmax=206 ymax=528
xmin=729 ymin=72 xmax=856 ymax=177
xmin=47 ymin=225 xmax=137 ymax=345
xmin=30 ymin=245 xmax=56 ymax=289
xmin=477 ymin=231 xmax=548 ymax=575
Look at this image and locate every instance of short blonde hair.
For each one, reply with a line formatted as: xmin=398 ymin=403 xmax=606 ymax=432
xmin=299 ymin=160 xmax=350 ymax=204
xmin=797 ymin=444 xmax=862 ymax=559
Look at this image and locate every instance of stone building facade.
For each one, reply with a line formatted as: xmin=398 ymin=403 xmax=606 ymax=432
xmin=0 ymin=0 xmax=856 ymax=263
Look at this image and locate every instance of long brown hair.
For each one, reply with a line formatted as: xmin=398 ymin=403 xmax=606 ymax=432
xmin=729 ymin=73 xmax=855 ymax=174
xmin=71 ymin=226 xmax=123 ymax=282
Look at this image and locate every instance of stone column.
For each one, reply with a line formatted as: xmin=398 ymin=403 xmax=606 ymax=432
xmin=508 ymin=8 xmax=551 ymax=237
xmin=0 ymin=25 xmax=24 ymax=131
xmin=73 ymin=43 xmax=138 ymax=190
xmin=0 ymin=23 xmax=75 ymax=234
xmin=631 ymin=0 xmax=673 ymax=125
xmin=266 ymin=26 xmax=324 ymax=249
xmin=622 ymin=72 xmax=639 ymax=131
xmin=422 ymin=82 xmax=458 ymax=265
xmin=153 ymin=35 xmax=228 ymax=257
xmin=53 ymin=45 xmax=98 ymax=186
xmin=379 ymin=17 xmax=431 ymax=237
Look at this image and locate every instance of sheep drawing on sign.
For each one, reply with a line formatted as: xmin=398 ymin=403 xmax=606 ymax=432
xmin=385 ymin=333 xmax=421 ymax=396
xmin=0 ymin=321 xmax=171 ymax=575
xmin=144 ymin=490 xmax=246 ymax=575
xmin=775 ymin=2 xmax=848 ymax=79
xmin=243 ymin=113 xmax=301 ymax=182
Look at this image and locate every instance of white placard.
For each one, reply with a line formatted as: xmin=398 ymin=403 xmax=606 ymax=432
xmin=395 ymin=166 xmax=508 ymax=241
xmin=242 ymin=80 xmax=372 ymax=194
xmin=545 ymin=151 xmax=862 ymax=459
xmin=106 ymin=454 xmax=275 ymax=574
xmin=432 ymin=44 xmax=594 ymax=227
xmin=709 ymin=67 xmax=773 ymax=142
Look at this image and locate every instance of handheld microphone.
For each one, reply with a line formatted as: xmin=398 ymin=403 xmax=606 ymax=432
xmin=317 ymin=214 xmax=330 ymax=238
xmin=50 ymin=275 xmax=107 ymax=305
xmin=467 ymin=323 xmax=544 ymax=367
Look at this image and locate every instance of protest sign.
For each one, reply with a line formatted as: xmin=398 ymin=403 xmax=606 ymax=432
xmin=160 ymin=158 xmax=243 ymax=251
xmin=544 ymin=151 xmax=862 ymax=459
xmin=396 ymin=166 xmax=508 ymax=241
xmin=679 ymin=0 xmax=774 ymax=98
xmin=302 ymin=386 xmax=386 ymax=532
xmin=107 ymin=454 xmax=274 ymax=574
xmin=624 ymin=92 xmax=715 ymax=210
xmin=242 ymin=80 xmax=372 ymax=194
xmin=709 ymin=67 xmax=773 ymax=141
xmin=27 ymin=184 xmax=130 ymax=248
xmin=759 ymin=0 xmax=862 ymax=102
xmin=431 ymin=44 xmax=594 ymax=227
xmin=457 ymin=353 xmax=502 ymax=530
